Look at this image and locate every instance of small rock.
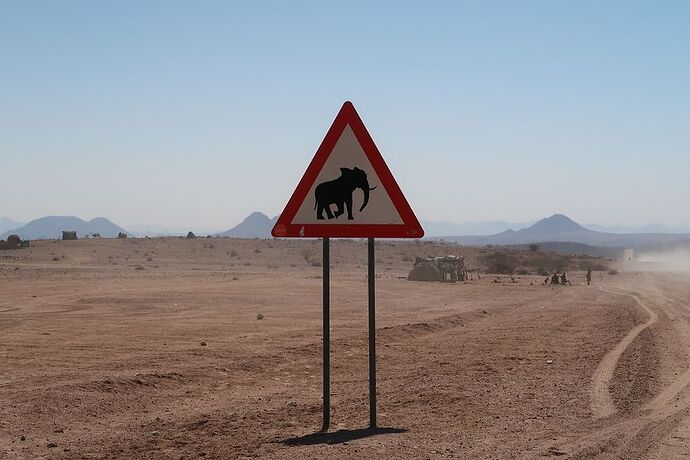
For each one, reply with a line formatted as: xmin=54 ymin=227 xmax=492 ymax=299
xmin=20 ymin=435 xmax=25 ymax=441
xmin=150 ymin=431 xmax=159 ymax=436
xmin=47 ymin=442 xmax=58 ymax=448
xmin=256 ymin=313 xmax=264 ymax=320
xmin=546 ymin=359 xmax=553 ymax=364
xmin=200 ymin=341 xmax=207 ymax=346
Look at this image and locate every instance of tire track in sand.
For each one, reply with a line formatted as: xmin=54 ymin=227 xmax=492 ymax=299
xmin=590 ymin=288 xmax=658 ymax=419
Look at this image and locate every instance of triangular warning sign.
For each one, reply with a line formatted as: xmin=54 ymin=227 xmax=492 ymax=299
xmin=272 ymin=101 xmax=424 ymax=238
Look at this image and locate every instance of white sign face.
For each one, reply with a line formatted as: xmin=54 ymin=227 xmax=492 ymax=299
xmin=290 ymin=125 xmax=405 ymax=225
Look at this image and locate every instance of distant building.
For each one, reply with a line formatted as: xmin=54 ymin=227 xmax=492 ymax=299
xmin=62 ymin=231 xmax=77 ymax=240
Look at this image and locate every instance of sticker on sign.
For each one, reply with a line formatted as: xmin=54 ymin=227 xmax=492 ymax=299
xmin=272 ymin=101 xmax=423 ymax=238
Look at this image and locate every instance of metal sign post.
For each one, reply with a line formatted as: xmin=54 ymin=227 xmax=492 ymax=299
xmin=322 ymin=237 xmax=330 ymax=431
xmin=368 ymin=237 xmax=377 ymax=428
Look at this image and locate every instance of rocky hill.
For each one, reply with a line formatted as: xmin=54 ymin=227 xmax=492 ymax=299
xmin=216 ymin=212 xmax=277 ymax=238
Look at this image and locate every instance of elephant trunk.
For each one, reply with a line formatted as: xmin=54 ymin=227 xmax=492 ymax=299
xmin=359 ymin=184 xmax=377 ymax=212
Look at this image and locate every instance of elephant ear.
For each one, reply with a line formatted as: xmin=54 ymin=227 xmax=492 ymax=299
xmin=340 ymin=167 xmax=353 ymax=176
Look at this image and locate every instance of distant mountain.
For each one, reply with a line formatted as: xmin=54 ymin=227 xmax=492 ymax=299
xmin=441 ymin=214 xmax=690 ymax=249
xmin=421 ymin=219 xmax=533 ymax=237
xmin=0 ymin=217 xmax=24 ymax=235
xmin=1 ymin=216 xmax=129 ymax=240
xmin=585 ymin=223 xmax=690 ymax=234
xmin=217 ymin=212 xmax=277 ymax=238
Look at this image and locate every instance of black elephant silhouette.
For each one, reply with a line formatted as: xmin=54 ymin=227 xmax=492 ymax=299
xmin=314 ymin=167 xmax=377 ymax=220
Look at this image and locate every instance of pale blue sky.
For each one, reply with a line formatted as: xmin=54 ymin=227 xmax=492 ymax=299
xmin=2 ymin=1 xmax=689 ymax=230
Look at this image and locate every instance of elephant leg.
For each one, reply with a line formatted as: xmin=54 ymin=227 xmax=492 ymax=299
xmin=334 ymin=201 xmax=345 ymax=218
xmin=345 ymin=196 xmax=354 ymax=220
xmin=316 ymin=203 xmax=325 ymax=220
xmin=324 ymin=204 xmax=335 ymax=220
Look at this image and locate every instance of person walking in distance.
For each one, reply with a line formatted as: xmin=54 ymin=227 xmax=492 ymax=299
xmin=586 ymin=267 xmax=592 ymax=286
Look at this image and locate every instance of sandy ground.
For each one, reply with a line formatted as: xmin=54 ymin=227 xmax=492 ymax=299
xmin=1 ymin=238 xmax=689 ymax=459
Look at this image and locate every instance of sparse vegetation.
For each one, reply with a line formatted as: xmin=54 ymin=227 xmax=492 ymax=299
xmin=481 ymin=252 xmax=519 ymax=274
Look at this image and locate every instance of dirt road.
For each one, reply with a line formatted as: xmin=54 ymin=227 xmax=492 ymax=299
xmin=1 ymin=239 xmax=688 ymax=458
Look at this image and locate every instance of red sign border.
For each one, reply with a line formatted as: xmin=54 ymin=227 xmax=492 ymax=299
xmin=272 ymin=101 xmax=424 ymax=238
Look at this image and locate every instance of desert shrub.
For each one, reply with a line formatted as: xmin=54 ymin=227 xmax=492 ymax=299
xmin=254 ymin=249 xmax=261 ymax=253
xmin=257 ymin=313 xmax=264 ymax=320
xmin=531 ymin=254 xmax=570 ymax=273
xmin=608 ymin=269 xmax=618 ymax=275
xmin=528 ymin=243 xmax=539 ymax=252
xmin=515 ymin=268 xmax=530 ymax=275
xmin=481 ymin=252 xmax=519 ymax=274
xmin=310 ymin=259 xmax=322 ymax=267
xmin=147 ymin=257 xmax=153 ymax=261
xmin=230 ymin=250 xmax=238 ymax=257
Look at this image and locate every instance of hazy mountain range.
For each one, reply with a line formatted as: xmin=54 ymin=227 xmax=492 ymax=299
xmin=439 ymin=214 xmax=690 ymax=250
xmin=3 ymin=214 xmax=690 ymax=257
xmin=1 ymin=216 xmax=128 ymax=240
xmin=423 ymin=219 xmax=690 ymax=236
xmin=0 ymin=217 xmax=24 ymax=235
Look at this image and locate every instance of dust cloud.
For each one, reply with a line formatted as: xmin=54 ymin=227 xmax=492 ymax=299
xmin=635 ymin=248 xmax=690 ymax=272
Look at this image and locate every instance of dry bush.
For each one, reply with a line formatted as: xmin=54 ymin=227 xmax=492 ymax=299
xmin=481 ymin=252 xmax=519 ymax=274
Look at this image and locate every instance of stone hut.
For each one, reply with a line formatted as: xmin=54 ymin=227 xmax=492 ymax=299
xmin=0 ymin=234 xmax=22 ymax=250
xmin=62 ymin=231 xmax=78 ymax=240
xmin=408 ymin=256 xmax=467 ymax=282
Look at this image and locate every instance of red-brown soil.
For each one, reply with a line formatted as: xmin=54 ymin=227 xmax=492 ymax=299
xmin=1 ymin=238 xmax=689 ymax=459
